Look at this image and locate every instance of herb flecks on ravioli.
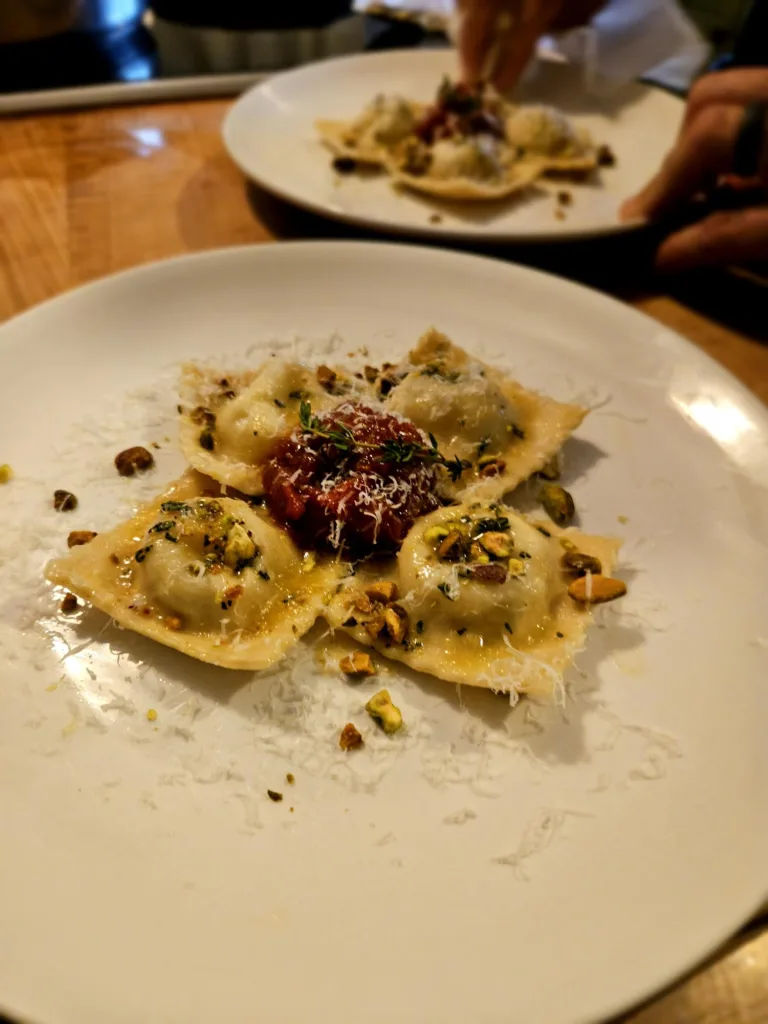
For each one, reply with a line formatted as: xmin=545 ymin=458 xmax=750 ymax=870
xmin=45 ymin=472 xmax=341 ymax=671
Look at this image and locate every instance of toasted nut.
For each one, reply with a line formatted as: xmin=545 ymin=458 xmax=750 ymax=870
xmin=508 ymin=557 xmax=527 ymax=577
xmin=316 ymin=364 xmax=338 ymax=392
xmin=339 ymin=722 xmax=364 ymax=750
xmin=478 ymin=457 xmax=506 ymax=478
xmin=466 ymin=562 xmax=508 ymax=583
xmin=0 ymin=464 xmax=13 ymax=484
xmin=469 ymin=541 xmax=490 ymax=564
xmin=115 ymin=446 xmax=154 ymax=477
xmin=437 ymin=529 xmax=464 ymax=561
xmin=60 ymin=592 xmax=78 ymax=614
xmin=223 ymin=524 xmax=257 ymax=571
xmin=541 ymin=484 xmax=575 ymax=526
xmin=199 ymin=429 xmax=215 ymax=451
xmin=562 ymin=551 xmax=602 ymax=576
xmin=479 ymin=531 xmax=513 ymax=558
xmin=340 ymin=651 xmax=375 ymax=676
xmin=53 ymin=489 xmax=77 ymax=512
xmin=267 ymin=789 xmax=283 ymax=802
xmin=365 ymin=690 xmax=403 ymax=734
xmin=560 ymin=536 xmax=578 ymax=552
xmin=568 ymin=575 xmax=627 ymax=605
xmin=67 ymin=530 xmax=98 ymax=548
xmin=538 ymin=456 xmax=561 ymax=481
xmin=383 ymin=604 xmax=408 ymax=644
xmin=146 ymin=709 xmax=158 ymax=722
xmin=424 ymin=525 xmax=450 ymax=545
xmin=365 ymin=581 xmax=398 ymax=604
xmin=352 ymin=592 xmax=374 ymax=614
xmin=363 ymin=365 xmax=379 ymax=383
xmin=364 ymin=614 xmax=386 ymax=640
xmin=163 ymin=615 xmax=183 ymax=631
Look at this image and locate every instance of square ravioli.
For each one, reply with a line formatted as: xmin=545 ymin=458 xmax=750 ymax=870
xmin=384 ymin=329 xmax=587 ymax=501
xmin=316 ymin=94 xmax=426 ymax=166
xmin=324 ymin=500 xmax=622 ymax=702
xmin=46 ymin=472 xmax=343 ymax=671
xmin=179 ymin=358 xmax=373 ymax=495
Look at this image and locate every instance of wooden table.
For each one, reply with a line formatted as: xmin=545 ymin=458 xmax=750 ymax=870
xmin=0 ymin=98 xmax=766 ymax=1024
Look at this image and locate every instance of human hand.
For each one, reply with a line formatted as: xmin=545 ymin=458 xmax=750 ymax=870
xmin=458 ymin=0 xmax=606 ymax=92
xmin=621 ymin=69 xmax=768 ymax=271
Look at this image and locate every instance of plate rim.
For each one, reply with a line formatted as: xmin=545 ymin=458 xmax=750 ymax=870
xmin=221 ymin=48 xmax=684 ymax=245
xmin=1 ymin=240 xmax=767 ymax=1024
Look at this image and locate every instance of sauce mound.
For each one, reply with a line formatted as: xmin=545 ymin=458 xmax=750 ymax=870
xmin=263 ymin=402 xmax=441 ymax=555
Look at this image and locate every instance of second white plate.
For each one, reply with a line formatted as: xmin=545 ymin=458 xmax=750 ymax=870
xmin=223 ymin=49 xmax=684 ymax=242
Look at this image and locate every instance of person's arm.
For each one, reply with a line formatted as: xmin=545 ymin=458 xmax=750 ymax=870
xmin=621 ymin=68 xmax=768 ymax=270
xmin=458 ymin=0 xmax=606 ymax=91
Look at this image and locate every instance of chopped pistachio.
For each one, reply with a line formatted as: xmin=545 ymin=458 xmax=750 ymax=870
xmin=340 ymin=651 xmax=375 ymax=676
xmin=469 ymin=541 xmax=490 ymax=564
xmin=67 ymin=530 xmax=97 ymax=548
xmin=507 ymin=557 xmax=526 ymax=577
xmin=479 ymin=531 xmax=512 ymax=558
xmin=562 ymin=551 xmax=602 ymax=576
xmin=365 ymin=690 xmax=403 ymax=735
xmin=146 ymin=708 xmax=158 ymax=722
xmin=339 ymin=722 xmax=364 ymax=751
xmin=365 ymin=581 xmax=398 ymax=604
xmin=352 ymin=592 xmax=374 ymax=615
xmin=567 ymin=575 xmax=627 ymax=605
xmin=383 ymin=605 xmax=408 ymax=644
xmin=541 ymin=484 xmax=575 ymax=527
xmin=437 ymin=529 xmax=464 ymax=561
xmin=0 ymin=464 xmax=13 ymax=484
xmin=424 ymin=524 xmax=450 ymax=545
xmin=223 ymin=523 xmax=257 ymax=571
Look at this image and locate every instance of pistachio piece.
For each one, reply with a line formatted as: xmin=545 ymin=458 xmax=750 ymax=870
xmin=352 ymin=592 xmax=374 ymax=615
xmin=507 ymin=557 xmax=526 ymax=577
xmin=53 ymin=489 xmax=77 ymax=512
xmin=363 ymin=614 xmax=386 ymax=640
xmin=437 ymin=529 xmax=465 ymax=561
xmin=115 ymin=446 xmax=154 ymax=477
xmin=424 ymin=525 xmax=450 ymax=545
xmin=560 ymin=536 xmax=578 ymax=552
xmin=365 ymin=690 xmax=403 ymax=734
xmin=316 ymin=364 xmax=338 ymax=392
xmin=67 ymin=530 xmax=98 ymax=548
xmin=562 ymin=551 xmax=602 ymax=576
xmin=223 ymin=523 xmax=257 ymax=571
xmin=538 ymin=456 xmax=561 ymax=481
xmin=0 ymin=464 xmax=13 ymax=484
xmin=568 ymin=575 xmax=627 ymax=605
xmin=363 ymin=365 xmax=379 ymax=384
xmin=541 ymin=484 xmax=575 ymax=527
xmin=163 ymin=615 xmax=183 ymax=631
xmin=469 ymin=541 xmax=490 ymax=564
xmin=383 ymin=604 xmax=409 ymax=644
xmin=466 ymin=562 xmax=508 ymax=583
xmin=339 ymin=722 xmax=364 ymax=751
xmin=340 ymin=651 xmax=375 ymax=676
xmin=479 ymin=531 xmax=512 ymax=558
xmin=365 ymin=581 xmax=398 ymax=604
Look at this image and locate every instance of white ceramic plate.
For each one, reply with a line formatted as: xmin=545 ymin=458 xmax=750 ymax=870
xmin=223 ymin=49 xmax=684 ymax=242
xmin=1 ymin=242 xmax=766 ymax=1024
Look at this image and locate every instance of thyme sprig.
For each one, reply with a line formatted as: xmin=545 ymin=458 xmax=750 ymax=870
xmin=298 ymin=402 xmax=470 ymax=482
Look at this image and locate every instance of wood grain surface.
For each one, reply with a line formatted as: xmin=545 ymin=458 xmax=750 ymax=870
xmin=0 ymin=97 xmax=766 ymax=1024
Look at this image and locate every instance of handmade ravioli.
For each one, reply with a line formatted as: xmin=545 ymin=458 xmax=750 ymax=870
xmin=325 ymin=501 xmax=621 ymax=701
xmin=504 ymin=105 xmax=597 ymax=173
xmin=316 ymin=94 xmax=423 ymax=166
xmin=179 ymin=359 xmax=346 ymax=495
xmin=45 ymin=472 xmax=341 ymax=671
xmin=385 ymin=329 xmax=586 ymax=499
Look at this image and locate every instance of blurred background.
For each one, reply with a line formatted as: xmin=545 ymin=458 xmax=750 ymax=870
xmin=0 ymin=0 xmax=762 ymax=96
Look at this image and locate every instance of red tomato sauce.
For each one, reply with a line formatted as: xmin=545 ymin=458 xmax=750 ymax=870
xmin=263 ymin=402 xmax=440 ymax=556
